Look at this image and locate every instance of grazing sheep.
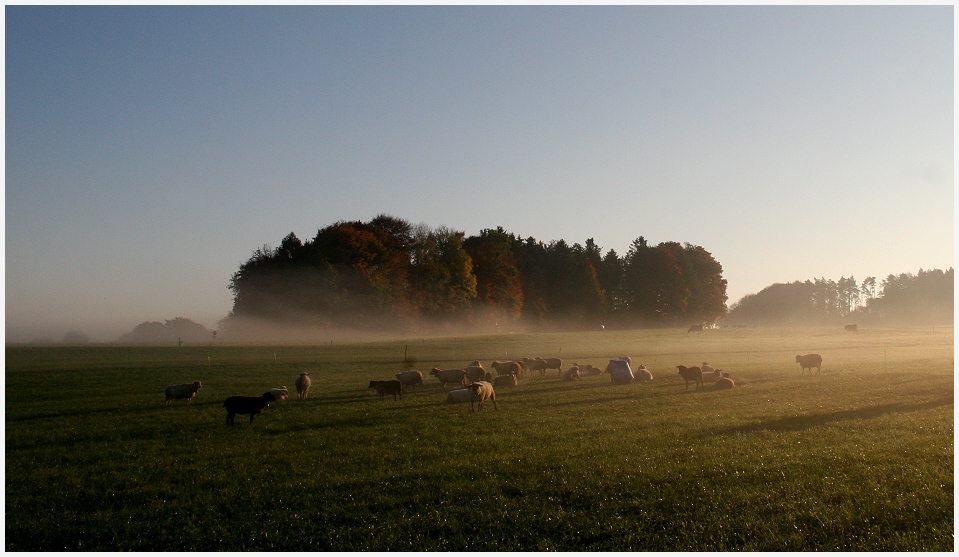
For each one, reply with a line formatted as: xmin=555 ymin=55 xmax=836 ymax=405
xmin=634 ymin=364 xmax=653 ymax=382
xmin=368 ymin=379 xmax=403 ymax=401
xmin=468 ymin=360 xmax=483 ymax=367
xmin=676 ymin=365 xmax=703 ymax=390
xmin=605 ymin=360 xmax=634 ymax=385
xmin=493 ymin=374 xmax=517 ymax=388
xmin=469 ymin=381 xmax=497 ymax=412
xmin=165 ymin=381 xmax=202 ymax=405
xmin=714 ymin=373 xmax=735 ymax=390
xmin=844 ymin=324 xmax=858 ymax=332
xmin=576 ymin=363 xmax=603 ymax=376
xmin=521 ymin=357 xmax=547 ymax=377
xmin=430 ymin=368 xmax=467 ymax=388
xmin=796 ymin=354 xmax=823 ymax=375
xmin=265 ymin=387 xmax=289 ymax=401
xmin=223 ymin=392 xmax=276 ymax=426
xmin=687 ymin=324 xmax=703 ymax=333
xmin=294 ymin=372 xmax=311 ymax=400
xmin=395 ymin=370 xmax=424 ymax=390
xmin=544 ymin=358 xmax=563 ymax=374
xmin=446 ymin=388 xmax=472 ymax=404
xmin=562 ymin=366 xmax=582 ymax=381
xmin=465 ymin=366 xmax=487 ymax=384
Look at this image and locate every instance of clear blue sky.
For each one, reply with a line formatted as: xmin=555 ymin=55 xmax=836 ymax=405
xmin=6 ymin=6 xmax=954 ymax=342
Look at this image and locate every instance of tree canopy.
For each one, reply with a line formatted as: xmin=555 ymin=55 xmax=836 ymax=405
xmin=223 ymin=215 xmax=728 ymax=333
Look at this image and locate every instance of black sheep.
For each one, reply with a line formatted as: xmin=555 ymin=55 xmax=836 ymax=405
xmin=223 ymin=392 xmax=276 ymax=426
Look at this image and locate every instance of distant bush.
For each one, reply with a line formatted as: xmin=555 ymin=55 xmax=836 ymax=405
xmin=117 ymin=317 xmax=212 ymax=344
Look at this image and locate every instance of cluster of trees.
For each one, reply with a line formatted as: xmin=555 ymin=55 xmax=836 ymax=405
xmin=222 ymin=215 xmax=728 ymax=333
xmin=726 ymin=268 xmax=953 ymax=326
xmin=117 ymin=317 xmax=215 ymax=344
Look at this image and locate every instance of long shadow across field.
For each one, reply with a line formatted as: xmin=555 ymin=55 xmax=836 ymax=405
xmin=703 ymin=396 xmax=953 ymax=437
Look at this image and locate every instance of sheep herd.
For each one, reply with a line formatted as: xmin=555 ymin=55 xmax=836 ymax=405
xmin=163 ymin=353 xmax=825 ymax=425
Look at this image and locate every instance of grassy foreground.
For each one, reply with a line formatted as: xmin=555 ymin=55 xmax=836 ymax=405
xmin=6 ymin=327 xmax=954 ymax=551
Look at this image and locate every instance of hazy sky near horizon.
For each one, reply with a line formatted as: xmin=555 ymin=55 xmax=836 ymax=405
xmin=6 ymin=5 xmax=954 ymax=342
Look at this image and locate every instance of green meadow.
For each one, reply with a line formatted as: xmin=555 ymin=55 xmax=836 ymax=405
xmin=5 ymin=327 xmax=953 ymax=551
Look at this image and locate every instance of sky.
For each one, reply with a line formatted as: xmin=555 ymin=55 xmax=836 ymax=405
xmin=5 ymin=5 xmax=954 ymax=342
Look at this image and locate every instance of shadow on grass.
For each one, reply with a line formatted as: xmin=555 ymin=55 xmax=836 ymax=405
xmin=704 ymin=396 xmax=954 ymax=437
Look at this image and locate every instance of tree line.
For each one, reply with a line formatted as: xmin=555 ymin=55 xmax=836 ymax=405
xmin=725 ymin=268 xmax=953 ymax=326
xmin=222 ymin=214 xmax=728 ymax=333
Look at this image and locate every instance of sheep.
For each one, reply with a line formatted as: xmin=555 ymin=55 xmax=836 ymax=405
xmin=265 ymin=387 xmax=289 ymax=401
xmin=165 ymin=381 xmax=202 ymax=405
xmin=714 ymin=372 xmax=735 ymax=390
xmin=521 ymin=357 xmax=547 ymax=377
xmin=468 ymin=360 xmax=482 ymax=367
xmin=618 ymin=356 xmax=633 ymax=366
xmin=700 ymin=363 xmax=722 ymax=382
xmin=562 ymin=366 xmax=581 ymax=381
xmin=796 ymin=354 xmax=823 ymax=375
xmin=576 ymin=363 xmax=603 ymax=376
xmin=465 ymin=365 xmax=487 ymax=384
xmin=430 ymin=368 xmax=467 ymax=388
xmin=676 ymin=365 xmax=703 ymax=390
xmin=294 ymin=372 xmax=311 ymax=400
xmin=493 ymin=374 xmax=517 ymax=388
xmin=605 ymin=360 xmax=634 ymax=385
xmin=368 ymin=380 xmax=403 ymax=401
xmin=469 ymin=381 xmax=497 ymax=412
xmin=543 ymin=358 xmax=563 ymax=374
xmin=687 ymin=324 xmax=703 ymax=333
xmin=395 ymin=370 xmax=424 ymax=390
xmin=844 ymin=324 xmax=858 ymax=332
xmin=446 ymin=388 xmax=472 ymax=404
xmin=634 ymin=364 xmax=653 ymax=382
xmin=223 ymin=392 xmax=275 ymax=426
xmin=490 ymin=361 xmax=522 ymax=377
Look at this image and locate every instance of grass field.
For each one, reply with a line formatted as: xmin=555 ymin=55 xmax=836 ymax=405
xmin=5 ymin=326 xmax=954 ymax=551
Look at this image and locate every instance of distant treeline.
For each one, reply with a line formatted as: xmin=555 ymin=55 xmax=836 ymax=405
xmin=118 ymin=317 xmax=214 ymax=344
xmin=222 ymin=214 xmax=728 ymax=333
xmin=726 ymin=268 xmax=954 ymax=327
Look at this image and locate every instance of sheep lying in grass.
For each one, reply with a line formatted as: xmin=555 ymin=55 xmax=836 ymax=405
xmin=265 ymin=387 xmax=289 ymax=401
xmin=469 ymin=381 xmax=497 ymax=412
xmin=223 ymin=392 xmax=276 ymax=426
xmin=369 ymin=380 xmax=403 ymax=401
xmin=700 ymin=363 xmax=722 ymax=382
xmin=395 ymin=370 xmax=423 ymax=391
xmin=562 ymin=366 xmax=582 ymax=381
xmin=165 ymin=381 xmax=202 ymax=405
xmin=676 ymin=365 xmax=703 ymax=390
xmin=634 ymin=364 xmax=653 ymax=382
xmin=576 ymin=363 xmax=603 ymax=376
xmin=446 ymin=388 xmax=472 ymax=404
xmin=493 ymin=374 xmax=517 ymax=388
xmin=295 ymin=373 xmax=311 ymax=400
xmin=714 ymin=373 xmax=735 ymax=390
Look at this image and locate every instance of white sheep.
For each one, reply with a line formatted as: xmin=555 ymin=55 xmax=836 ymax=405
xmin=295 ymin=372 xmax=311 ymax=400
xmin=395 ymin=370 xmax=424 ymax=390
xmin=446 ymin=388 xmax=472 ymax=404
xmin=165 ymin=381 xmax=202 ymax=405
xmin=634 ymin=364 xmax=653 ymax=382
xmin=265 ymin=387 xmax=289 ymax=401
xmin=562 ymin=366 xmax=581 ymax=381
xmin=714 ymin=373 xmax=735 ymax=390
xmin=469 ymin=381 xmax=497 ymax=412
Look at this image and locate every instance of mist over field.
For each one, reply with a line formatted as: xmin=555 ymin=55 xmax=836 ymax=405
xmin=6 ymin=6 xmax=952 ymax=345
